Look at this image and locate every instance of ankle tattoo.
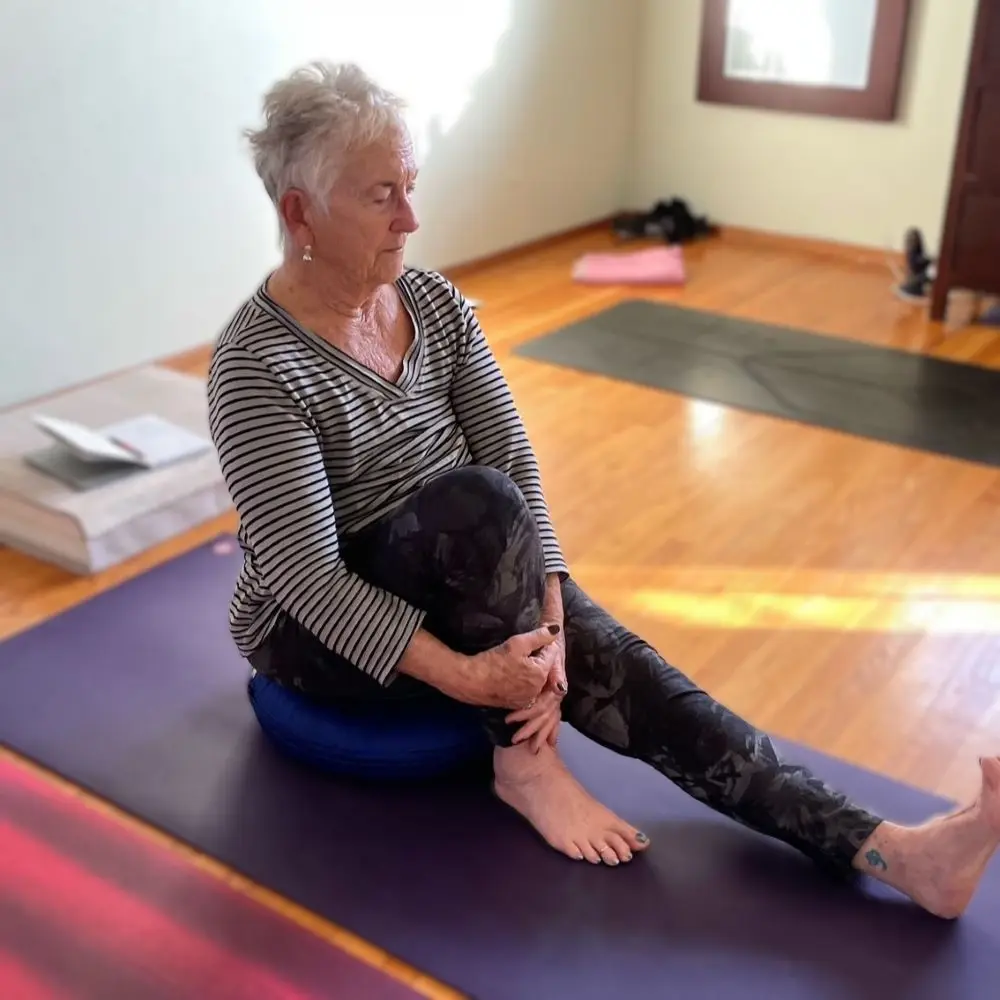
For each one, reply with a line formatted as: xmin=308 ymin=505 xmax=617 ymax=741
xmin=865 ymin=848 xmax=888 ymax=872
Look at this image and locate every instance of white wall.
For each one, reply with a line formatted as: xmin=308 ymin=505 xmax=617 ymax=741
xmin=0 ymin=0 xmax=639 ymax=408
xmin=630 ymin=0 xmax=978 ymax=254
xmin=5 ymin=0 xmax=972 ymax=410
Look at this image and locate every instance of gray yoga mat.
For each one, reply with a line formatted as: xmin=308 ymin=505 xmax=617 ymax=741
xmin=514 ymin=300 xmax=1000 ymax=466
xmin=1 ymin=538 xmax=999 ymax=999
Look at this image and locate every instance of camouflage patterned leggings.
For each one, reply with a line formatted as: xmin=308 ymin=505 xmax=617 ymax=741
xmin=252 ymin=465 xmax=882 ymax=874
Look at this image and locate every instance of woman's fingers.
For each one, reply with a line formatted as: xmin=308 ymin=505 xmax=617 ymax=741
xmin=546 ymin=648 xmax=568 ymax=697
xmin=549 ymin=668 xmax=568 ymax=698
xmin=508 ymin=623 xmax=561 ymax=658
xmin=531 ymin=630 xmax=567 ymax=698
xmin=504 ymin=704 xmax=539 ymax=724
xmin=505 ymin=690 xmax=559 ymax=724
xmin=509 ymin=690 xmax=561 ymax=749
xmin=511 ymin=708 xmax=553 ymax=745
xmin=530 ymin=713 xmax=561 ymax=753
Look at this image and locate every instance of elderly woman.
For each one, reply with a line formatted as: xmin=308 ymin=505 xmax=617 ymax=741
xmin=208 ymin=61 xmax=999 ymax=918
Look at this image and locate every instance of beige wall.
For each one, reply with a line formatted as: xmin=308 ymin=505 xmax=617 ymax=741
xmin=5 ymin=0 xmax=973 ymax=409
xmin=630 ymin=0 xmax=979 ymax=253
xmin=0 ymin=0 xmax=639 ymax=408
xmin=408 ymin=0 xmax=640 ymax=272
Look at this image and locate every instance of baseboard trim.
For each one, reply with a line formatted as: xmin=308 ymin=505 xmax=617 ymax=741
xmin=438 ymin=214 xmax=904 ymax=276
xmin=717 ymin=225 xmax=903 ymax=270
xmin=441 ymin=216 xmax=615 ymax=281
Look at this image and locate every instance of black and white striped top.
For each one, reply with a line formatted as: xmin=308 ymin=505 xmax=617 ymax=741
xmin=207 ymin=267 xmax=567 ymax=685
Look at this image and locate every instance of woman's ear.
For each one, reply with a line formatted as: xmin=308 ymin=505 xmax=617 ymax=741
xmin=278 ymin=188 xmax=314 ymax=256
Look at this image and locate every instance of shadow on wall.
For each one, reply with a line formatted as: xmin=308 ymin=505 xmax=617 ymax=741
xmin=406 ymin=0 xmax=637 ymax=271
xmin=0 ymin=0 xmax=636 ymax=408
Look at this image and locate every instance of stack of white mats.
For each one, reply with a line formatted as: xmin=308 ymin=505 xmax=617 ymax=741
xmin=0 ymin=366 xmax=231 ymax=574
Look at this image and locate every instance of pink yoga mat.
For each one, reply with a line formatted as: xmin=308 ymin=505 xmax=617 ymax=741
xmin=572 ymin=246 xmax=686 ymax=285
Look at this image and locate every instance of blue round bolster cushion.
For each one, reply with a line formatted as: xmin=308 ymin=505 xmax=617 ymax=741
xmin=248 ymin=671 xmax=493 ymax=781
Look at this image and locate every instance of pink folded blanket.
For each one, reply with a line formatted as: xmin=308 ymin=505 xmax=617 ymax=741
xmin=572 ymin=245 xmax=686 ymax=286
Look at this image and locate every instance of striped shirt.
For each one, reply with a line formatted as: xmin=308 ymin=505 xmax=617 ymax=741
xmin=206 ymin=267 xmax=567 ymax=685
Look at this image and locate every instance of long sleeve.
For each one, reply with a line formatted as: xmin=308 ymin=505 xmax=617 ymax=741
xmin=448 ymin=296 xmax=569 ymax=578
xmin=207 ymin=344 xmax=425 ymax=684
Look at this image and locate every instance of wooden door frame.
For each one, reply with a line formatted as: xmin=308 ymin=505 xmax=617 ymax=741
xmin=931 ymin=0 xmax=990 ymax=321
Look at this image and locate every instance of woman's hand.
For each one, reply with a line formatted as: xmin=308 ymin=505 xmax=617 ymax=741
xmin=505 ymin=604 xmax=568 ymax=752
xmin=456 ymin=624 xmax=562 ymax=708
xmin=539 ymin=573 xmax=567 ymax=693
xmin=506 ymin=688 xmax=562 ymax=752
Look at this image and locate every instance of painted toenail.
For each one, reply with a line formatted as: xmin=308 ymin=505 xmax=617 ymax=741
xmin=636 ymin=832 xmax=649 ymax=844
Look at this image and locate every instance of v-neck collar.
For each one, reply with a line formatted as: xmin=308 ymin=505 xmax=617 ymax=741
xmin=254 ymin=274 xmax=424 ymax=399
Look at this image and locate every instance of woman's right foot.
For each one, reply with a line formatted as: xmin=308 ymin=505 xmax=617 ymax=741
xmin=853 ymin=756 xmax=1000 ymax=918
xmin=493 ymin=743 xmax=650 ymax=865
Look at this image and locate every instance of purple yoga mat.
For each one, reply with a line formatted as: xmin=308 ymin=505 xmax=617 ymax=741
xmin=1 ymin=538 xmax=998 ymax=1000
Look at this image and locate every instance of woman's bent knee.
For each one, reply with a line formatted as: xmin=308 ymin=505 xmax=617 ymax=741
xmin=425 ymin=465 xmax=530 ymax=532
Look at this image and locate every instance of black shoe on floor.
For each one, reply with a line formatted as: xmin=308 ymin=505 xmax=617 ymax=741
xmin=904 ymin=227 xmax=933 ymax=278
xmin=895 ymin=274 xmax=930 ymax=302
xmin=613 ymin=199 xmax=718 ymax=244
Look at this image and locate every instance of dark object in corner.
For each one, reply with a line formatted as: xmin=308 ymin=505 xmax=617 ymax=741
xmin=613 ymin=199 xmax=718 ymax=244
xmin=895 ymin=227 xmax=935 ymax=303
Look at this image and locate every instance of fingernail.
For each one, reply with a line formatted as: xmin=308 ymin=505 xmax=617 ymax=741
xmin=547 ymin=624 xmax=560 ymax=634
xmin=556 ymin=681 xmax=568 ymax=695
xmin=635 ymin=832 xmax=649 ymax=844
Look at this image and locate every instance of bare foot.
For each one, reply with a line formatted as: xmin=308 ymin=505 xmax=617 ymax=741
xmin=493 ymin=743 xmax=650 ymax=865
xmin=853 ymin=756 xmax=1000 ymax=918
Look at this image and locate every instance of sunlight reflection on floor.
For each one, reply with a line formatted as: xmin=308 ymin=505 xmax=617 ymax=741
xmin=572 ymin=566 xmax=1000 ymax=633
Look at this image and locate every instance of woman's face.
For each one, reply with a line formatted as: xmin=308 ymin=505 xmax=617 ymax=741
xmin=302 ymin=126 xmax=420 ymax=289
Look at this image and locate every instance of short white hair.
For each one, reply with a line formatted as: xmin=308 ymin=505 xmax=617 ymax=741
xmin=244 ymin=61 xmax=407 ymax=249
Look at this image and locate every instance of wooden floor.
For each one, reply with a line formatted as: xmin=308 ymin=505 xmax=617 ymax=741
xmin=2 ymin=225 xmax=1000 ymax=997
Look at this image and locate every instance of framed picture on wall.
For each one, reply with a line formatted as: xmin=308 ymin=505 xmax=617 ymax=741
xmin=697 ymin=0 xmax=913 ymax=121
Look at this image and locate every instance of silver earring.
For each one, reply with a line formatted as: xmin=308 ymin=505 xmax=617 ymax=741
xmin=302 ymin=244 xmax=313 ymax=262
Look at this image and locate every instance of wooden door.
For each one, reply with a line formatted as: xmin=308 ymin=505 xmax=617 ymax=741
xmin=932 ymin=0 xmax=1000 ymax=320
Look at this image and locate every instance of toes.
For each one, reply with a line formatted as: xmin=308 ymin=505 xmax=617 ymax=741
xmin=597 ymin=843 xmax=621 ymax=866
xmin=618 ymin=825 xmax=651 ymax=852
xmin=574 ymin=832 xmax=639 ymax=867
xmin=980 ymin=756 xmax=1000 ymax=790
xmin=604 ymin=832 xmax=633 ymax=864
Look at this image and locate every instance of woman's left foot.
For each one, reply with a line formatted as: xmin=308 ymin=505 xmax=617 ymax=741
xmin=853 ymin=756 xmax=1000 ymax=918
xmin=493 ymin=743 xmax=650 ymax=865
